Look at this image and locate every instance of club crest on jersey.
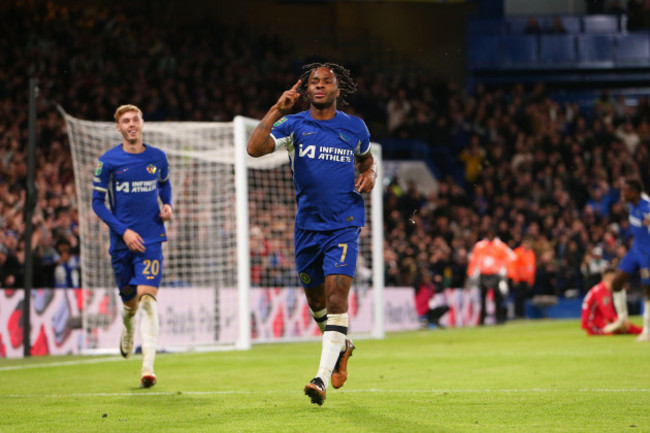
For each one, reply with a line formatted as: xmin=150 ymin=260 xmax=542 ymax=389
xmin=299 ymin=272 xmax=311 ymax=284
xmin=95 ymin=162 xmax=103 ymax=176
xmin=273 ymin=117 xmax=288 ymax=127
xmin=146 ymin=164 xmax=157 ymax=174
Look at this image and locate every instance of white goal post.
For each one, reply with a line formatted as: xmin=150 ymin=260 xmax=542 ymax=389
xmin=62 ymin=110 xmax=384 ymax=353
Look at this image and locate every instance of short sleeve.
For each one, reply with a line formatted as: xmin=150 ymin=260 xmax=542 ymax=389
xmin=354 ymin=118 xmax=371 ymax=156
xmin=270 ymin=116 xmax=294 ymax=151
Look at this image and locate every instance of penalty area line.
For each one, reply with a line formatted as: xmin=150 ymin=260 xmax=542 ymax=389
xmin=0 ymin=356 xmax=124 ymax=372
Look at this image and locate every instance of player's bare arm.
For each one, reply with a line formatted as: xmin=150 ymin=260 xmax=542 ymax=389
xmin=123 ymin=228 xmax=146 ymax=252
xmin=354 ymin=152 xmax=377 ymax=194
xmin=247 ymin=79 xmax=301 ymax=157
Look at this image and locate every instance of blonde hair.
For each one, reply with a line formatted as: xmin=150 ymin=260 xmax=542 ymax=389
xmin=113 ymin=104 xmax=143 ymax=122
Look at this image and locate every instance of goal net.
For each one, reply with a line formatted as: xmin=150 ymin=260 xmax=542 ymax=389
xmin=62 ymin=111 xmax=384 ymax=353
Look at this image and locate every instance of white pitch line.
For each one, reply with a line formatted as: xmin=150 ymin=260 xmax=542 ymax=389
xmin=2 ymin=388 xmax=649 ymax=399
xmin=0 ymin=356 xmax=123 ymax=371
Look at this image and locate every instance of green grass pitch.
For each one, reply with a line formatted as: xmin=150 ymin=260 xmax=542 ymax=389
xmin=1 ymin=319 xmax=649 ymax=432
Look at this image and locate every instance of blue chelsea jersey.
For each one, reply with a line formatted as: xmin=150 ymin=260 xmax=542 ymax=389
xmin=628 ymin=194 xmax=650 ymax=254
xmin=270 ymin=110 xmax=371 ymax=231
xmin=92 ymin=143 xmax=171 ymax=252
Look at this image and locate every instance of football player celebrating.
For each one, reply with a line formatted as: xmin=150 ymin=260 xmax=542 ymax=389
xmin=92 ymin=105 xmax=173 ymax=387
xmin=247 ymin=63 xmax=377 ymax=405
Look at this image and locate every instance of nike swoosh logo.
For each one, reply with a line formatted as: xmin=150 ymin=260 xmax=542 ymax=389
xmin=302 ymin=132 xmax=315 ymax=136
xmin=335 ymin=263 xmax=347 ymax=268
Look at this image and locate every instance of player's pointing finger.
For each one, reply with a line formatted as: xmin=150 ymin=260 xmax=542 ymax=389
xmin=291 ymin=79 xmax=301 ymax=92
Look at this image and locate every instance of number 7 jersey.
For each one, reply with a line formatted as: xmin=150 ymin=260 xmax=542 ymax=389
xmin=270 ymin=110 xmax=372 ymax=231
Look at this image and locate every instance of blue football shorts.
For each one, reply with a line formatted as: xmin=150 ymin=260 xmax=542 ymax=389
xmin=618 ymin=247 xmax=650 ymax=285
xmin=294 ymin=226 xmax=360 ymax=289
xmin=111 ymin=242 xmax=164 ymax=302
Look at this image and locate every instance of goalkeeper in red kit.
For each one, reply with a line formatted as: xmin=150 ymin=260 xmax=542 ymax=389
xmin=581 ymin=266 xmax=643 ymax=335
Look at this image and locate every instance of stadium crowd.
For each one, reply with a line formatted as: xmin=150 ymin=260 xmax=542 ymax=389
xmin=2 ymin=1 xmax=650 ymax=312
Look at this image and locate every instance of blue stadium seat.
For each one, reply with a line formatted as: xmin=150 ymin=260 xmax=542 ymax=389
xmin=503 ymin=35 xmax=539 ymax=66
xmin=539 ymin=35 xmax=576 ymax=65
xmin=582 ymin=15 xmax=619 ymax=33
xmin=577 ymin=34 xmax=615 ymax=66
xmin=538 ymin=16 xmax=582 ymax=34
xmin=616 ymin=34 xmax=650 ymax=66
xmin=467 ymin=19 xmax=508 ymax=35
xmin=560 ymin=16 xmax=582 ymax=34
xmin=467 ymin=35 xmax=502 ymax=69
xmin=508 ymin=16 xmax=536 ymax=34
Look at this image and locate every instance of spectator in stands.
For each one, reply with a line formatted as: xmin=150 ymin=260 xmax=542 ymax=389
xmin=547 ymin=17 xmax=568 ymax=34
xmin=615 ymin=118 xmax=641 ymax=155
xmin=0 ymin=244 xmax=22 ymax=289
xmin=386 ymin=88 xmax=411 ymax=138
xmin=581 ymin=245 xmax=609 ymax=290
xmin=523 ymin=17 xmax=543 ymax=34
xmin=581 ymin=265 xmax=642 ymax=335
xmin=459 ymin=134 xmax=485 ymax=184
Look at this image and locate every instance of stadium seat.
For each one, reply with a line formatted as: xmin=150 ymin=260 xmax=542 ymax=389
xmin=508 ymin=16 xmax=536 ymax=34
xmin=503 ymin=35 xmax=539 ymax=66
xmin=467 ymin=19 xmax=508 ymax=35
xmin=559 ymin=16 xmax=582 ymax=34
xmin=539 ymin=35 xmax=576 ymax=65
xmin=467 ymin=35 xmax=502 ymax=69
xmin=577 ymin=34 xmax=615 ymax=66
xmin=582 ymin=15 xmax=619 ymax=33
xmin=538 ymin=16 xmax=582 ymax=34
xmin=616 ymin=34 xmax=650 ymax=66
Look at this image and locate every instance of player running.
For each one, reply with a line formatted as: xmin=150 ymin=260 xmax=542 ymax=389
xmin=92 ymin=104 xmax=173 ymax=387
xmin=610 ymin=177 xmax=650 ymax=341
xmin=247 ymin=63 xmax=377 ymax=405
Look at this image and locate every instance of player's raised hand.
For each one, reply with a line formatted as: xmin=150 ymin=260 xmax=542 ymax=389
xmin=123 ymin=229 xmax=146 ymax=252
xmin=275 ymin=79 xmax=301 ymax=114
xmin=159 ymin=204 xmax=173 ymax=222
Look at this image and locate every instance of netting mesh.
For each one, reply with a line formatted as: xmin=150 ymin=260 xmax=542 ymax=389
xmin=62 ymin=113 xmax=240 ymax=290
xmin=63 ymin=111 xmax=379 ymax=350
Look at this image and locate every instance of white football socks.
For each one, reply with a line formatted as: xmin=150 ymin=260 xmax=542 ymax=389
xmin=311 ymin=308 xmax=328 ymax=334
xmin=642 ymin=300 xmax=650 ymax=336
xmin=612 ymin=290 xmax=628 ymax=322
xmin=121 ymin=305 xmax=136 ymax=331
xmin=316 ymin=313 xmax=348 ymax=388
xmin=139 ymin=295 xmax=159 ymax=376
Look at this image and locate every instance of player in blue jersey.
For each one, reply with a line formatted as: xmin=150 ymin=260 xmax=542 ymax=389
xmin=248 ymin=63 xmax=377 ymax=405
xmin=610 ymin=178 xmax=650 ymax=341
xmin=92 ymin=104 xmax=173 ymax=387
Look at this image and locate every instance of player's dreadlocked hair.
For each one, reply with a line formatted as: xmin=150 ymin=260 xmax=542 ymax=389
xmin=298 ymin=62 xmax=358 ymax=106
xmin=625 ymin=177 xmax=644 ymax=193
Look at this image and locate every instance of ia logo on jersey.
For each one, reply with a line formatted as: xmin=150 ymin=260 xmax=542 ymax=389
xmin=95 ymin=162 xmax=103 ymax=176
xmin=299 ymin=144 xmax=316 ymax=158
xmin=146 ymin=164 xmax=157 ymax=174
